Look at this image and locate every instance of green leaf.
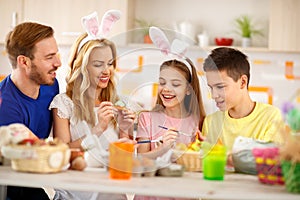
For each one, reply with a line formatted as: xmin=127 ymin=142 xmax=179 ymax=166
xmin=234 ymin=15 xmax=263 ymax=38
xmin=134 ymin=18 xmax=155 ymax=35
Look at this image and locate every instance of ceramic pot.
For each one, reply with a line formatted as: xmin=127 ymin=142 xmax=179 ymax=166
xmin=242 ymin=37 xmax=251 ymax=48
xmin=144 ymin=34 xmax=152 ymax=44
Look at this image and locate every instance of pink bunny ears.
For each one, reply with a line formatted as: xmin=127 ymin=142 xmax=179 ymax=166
xmin=78 ymin=10 xmax=121 ymax=52
xmin=149 ymin=26 xmax=192 ymax=76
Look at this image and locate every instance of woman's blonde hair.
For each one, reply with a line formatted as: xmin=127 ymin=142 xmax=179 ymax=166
xmin=153 ymin=59 xmax=206 ymax=130
xmin=66 ymin=33 xmax=118 ymax=126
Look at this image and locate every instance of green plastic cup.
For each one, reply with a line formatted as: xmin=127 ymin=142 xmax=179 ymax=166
xmin=203 ymin=145 xmax=227 ymax=180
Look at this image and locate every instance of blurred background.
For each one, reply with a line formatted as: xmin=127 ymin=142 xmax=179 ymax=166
xmin=0 ymin=0 xmax=299 ymax=114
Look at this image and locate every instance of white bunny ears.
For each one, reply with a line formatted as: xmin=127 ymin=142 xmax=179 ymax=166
xmin=78 ymin=10 xmax=122 ymax=52
xmin=149 ymin=26 xmax=192 ymax=76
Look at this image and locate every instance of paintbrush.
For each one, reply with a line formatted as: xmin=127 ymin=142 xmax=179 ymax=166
xmin=137 ymin=139 xmax=162 ymax=144
xmin=158 ymin=125 xmax=192 ymax=137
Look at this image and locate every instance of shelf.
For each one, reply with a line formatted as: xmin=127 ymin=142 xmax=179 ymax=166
xmin=118 ymin=43 xmax=300 ymax=54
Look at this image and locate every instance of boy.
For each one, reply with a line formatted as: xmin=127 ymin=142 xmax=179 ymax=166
xmin=202 ymin=47 xmax=284 ymax=150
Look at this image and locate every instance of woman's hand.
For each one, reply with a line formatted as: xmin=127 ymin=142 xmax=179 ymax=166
xmin=94 ymin=101 xmax=117 ymax=136
xmin=117 ymin=137 xmax=137 ymax=145
xmin=117 ymin=108 xmax=136 ymax=133
xmin=162 ymin=128 xmax=178 ymax=149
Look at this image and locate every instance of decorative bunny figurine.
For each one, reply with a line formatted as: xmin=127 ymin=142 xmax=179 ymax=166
xmin=78 ymin=10 xmax=121 ymax=51
xmin=0 ymin=123 xmax=38 ymax=148
xmin=149 ymin=26 xmax=192 ymax=75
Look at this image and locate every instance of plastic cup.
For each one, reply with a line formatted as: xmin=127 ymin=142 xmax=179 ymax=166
xmin=109 ymin=142 xmax=134 ymax=180
xmin=203 ymin=145 xmax=227 ymax=180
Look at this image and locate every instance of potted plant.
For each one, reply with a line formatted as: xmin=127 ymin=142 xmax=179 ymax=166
xmin=135 ymin=18 xmax=155 ymax=44
xmin=280 ymin=92 xmax=300 ymax=193
xmin=234 ymin=15 xmax=263 ymax=47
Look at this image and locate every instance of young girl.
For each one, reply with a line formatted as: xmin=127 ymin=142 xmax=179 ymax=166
xmin=136 ymin=27 xmax=206 ymax=159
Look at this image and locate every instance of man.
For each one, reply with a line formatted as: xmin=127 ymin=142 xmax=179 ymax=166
xmin=0 ymin=22 xmax=61 ymax=199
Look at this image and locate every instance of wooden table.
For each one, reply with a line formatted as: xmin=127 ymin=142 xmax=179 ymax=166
xmin=0 ymin=166 xmax=299 ymax=200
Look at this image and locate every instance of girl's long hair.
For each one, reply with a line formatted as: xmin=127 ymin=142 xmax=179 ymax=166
xmin=153 ymin=59 xmax=206 ymax=130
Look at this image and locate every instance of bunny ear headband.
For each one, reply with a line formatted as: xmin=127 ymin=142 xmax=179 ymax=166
xmin=149 ymin=26 xmax=193 ymax=76
xmin=78 ymin=10 xmax=122 ymax=52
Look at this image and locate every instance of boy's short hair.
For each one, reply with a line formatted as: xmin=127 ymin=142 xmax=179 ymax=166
xmin=203 ymin=47 xmax=250 ymax=86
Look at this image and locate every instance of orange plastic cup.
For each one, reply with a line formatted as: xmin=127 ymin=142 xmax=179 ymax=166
xmin=109 ymin=142 xmax=134 ymax=180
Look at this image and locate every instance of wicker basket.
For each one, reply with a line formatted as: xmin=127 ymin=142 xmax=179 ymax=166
xmin=252 ymin=147 xmax=284 ymax=185
xmin=173 ymin=150 xmax=202 ymax=172
xmin=1 ymin=143 xmax=70 ymax=173
xmin=281 ymin=161 xmax=300 ymax=193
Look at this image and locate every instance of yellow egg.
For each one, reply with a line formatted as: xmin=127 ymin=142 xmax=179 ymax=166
xmin=190 ymin=143 xmax=201 ymax=152
xmin=176 ymin=143 xmax=187 ymax=151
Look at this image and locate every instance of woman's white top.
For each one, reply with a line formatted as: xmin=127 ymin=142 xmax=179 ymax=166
xmin=49 ymin=93 xmax=118 ymax=167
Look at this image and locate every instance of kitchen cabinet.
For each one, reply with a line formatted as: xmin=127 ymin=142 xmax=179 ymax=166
xmin=0 ymin=0 xmax=23 ymax=43
xmin=269 ymin=0 xmax=300 ymax=52
xmin=23 ymin=0 xmax=135 ymax=45
xmin=1 ymin=0 xmax=299 ymax=52
xmin=0 ymin=0 xmax=135 ymax=45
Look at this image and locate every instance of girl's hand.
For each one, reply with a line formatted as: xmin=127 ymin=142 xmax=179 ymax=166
xmin=162 ymin=128 xmax=178 ymax=149
xmin=94 ymin=101 xmax=117 ymax=135
xmin=117 ymin=108 xmax=136 ymax=133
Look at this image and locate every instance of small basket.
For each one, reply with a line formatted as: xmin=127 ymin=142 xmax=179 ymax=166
xmin=252 ymin=147 xmax=284 ymax=185
xmin=281 ymin=160 xmax=300 ymax=193
xmin=2 ymin=143 xmax=70 ymax=173
xmin=173 ymin=150 xmax=202 ymax=172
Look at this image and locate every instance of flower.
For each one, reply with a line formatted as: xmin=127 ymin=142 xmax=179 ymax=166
xmin=282 ymin=102 xmax=300 ymax=132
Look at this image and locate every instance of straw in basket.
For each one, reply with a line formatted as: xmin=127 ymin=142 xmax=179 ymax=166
xmin=173 ymin=150 xmax=202 ymax=172
xmin=2 ymin=143 xmax=70 ymax=173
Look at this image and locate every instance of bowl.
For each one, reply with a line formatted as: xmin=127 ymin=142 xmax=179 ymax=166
xmin=215 ymin=37 xmax=233 ymax=46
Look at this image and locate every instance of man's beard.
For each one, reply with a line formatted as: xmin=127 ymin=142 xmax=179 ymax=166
xmin=29 ymin=62 xmax=55 ymax=86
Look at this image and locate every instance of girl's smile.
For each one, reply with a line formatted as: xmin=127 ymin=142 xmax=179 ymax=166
xmin=158 ymin=67 xmax=189 ymax=110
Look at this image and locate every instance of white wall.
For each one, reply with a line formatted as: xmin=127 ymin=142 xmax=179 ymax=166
xmin=134 ymin=0 xmax=269 ymax=47
xmin=0 ymin=46 xmax=11 ymax=75
xmin=115 ymin=46 xmax=300 ymax=114
xmin=1 ymin=0 xmax=299 ymax=115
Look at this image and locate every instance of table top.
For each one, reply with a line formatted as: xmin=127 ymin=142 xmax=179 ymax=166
xmin=0 ymin=166 xmax=299 ymax=200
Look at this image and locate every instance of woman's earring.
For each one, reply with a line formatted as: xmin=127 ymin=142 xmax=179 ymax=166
xmin=186 ymin=89 xmax=191 ymax=96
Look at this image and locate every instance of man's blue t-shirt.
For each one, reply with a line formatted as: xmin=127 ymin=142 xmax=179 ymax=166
xmin=0 ymin=75 xmax=59 ymax=139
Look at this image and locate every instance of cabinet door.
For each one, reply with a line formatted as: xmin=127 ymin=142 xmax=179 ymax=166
xmin=23 ymin=0 xmax=133 ymax=45
xmin=0 ymin=0 xmax=23 ymax=43
xmin=269 ymin=0 xmax=300 ymax=52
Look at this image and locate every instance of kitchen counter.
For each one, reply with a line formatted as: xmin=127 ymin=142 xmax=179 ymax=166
xmin=0 ymin=166 xmax=299 ymax=200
